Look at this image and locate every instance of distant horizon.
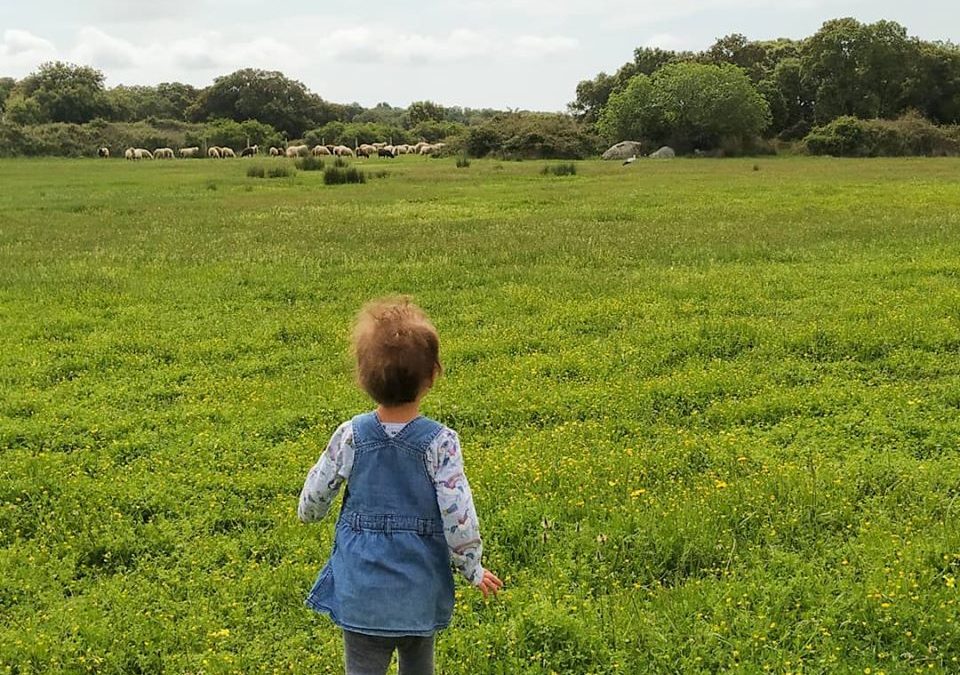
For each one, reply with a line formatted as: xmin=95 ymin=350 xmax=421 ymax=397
xmin=1 ymin=1 xmax=957 ymax=112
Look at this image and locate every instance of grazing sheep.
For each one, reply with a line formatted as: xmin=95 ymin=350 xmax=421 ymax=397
xmin=372 ymin=142 xmax=386 ymax=149
xmin=394 ymin=144 xmax=411 ymax=155
xmin=378 ymin=147 xmax=395 ymax=158
xmin=413 ymin=141 xmax=430 ymax=153
xmin=154 ymin=147 xmax=174 ymax=159
xmin=98 ymin=147 xmax=110 ymax=158
xmin=134 ymin=148 xmax=154 ymax=160
xmin=419 ymin=144 xmax=435 ymax=155
xmin=179 ymin=147 xmax=200 ymax=158
xmin=312 ymin=145 xmax=331 ymax=156
xmin=208 ymin=147 xmax=221 ymax=159
xmin=355 ymin=147 xmax=369 ymax=158
xmin=359 ymin=143 xmax=377 ymax=156
xmin=240 ymin=145 xmax=259 ymax=157
xmin=269 ymin=146 xmax=280 ymax=156
xmin=220 ymin=147 xmax=236 ymax=158
xmin=286 ymin=144 xmax=309 ymax=158
xmin=334 ymin=145 xmax=354 ymax=157
xmin=124 ymin=147 xmax=135 ymax=160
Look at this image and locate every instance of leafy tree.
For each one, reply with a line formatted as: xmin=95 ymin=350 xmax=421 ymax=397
xmin=4 ymin=93 xmax=44 ymax=125
xmin=757 ymin=57 xmax=812 ymax=137
xmin=191 ymin=69 xmax=324 ymax=137
xmin=598 ymin=62 xmax=771 ymax=150
xmin=16 ymin=62 xmax=112 ymax=123
xmin=802 ymin=18 xmax=916 ymax=121
xmin=407 ymin=100 xmax=446 ymax=126
xmin=570 ymin=47 xmax=690 ymax=122
xmin=705 ymin=34 xmax=768 ymax=82
xmin=0 ymin=77 xmax=15 ymax=114
xmin=595 ymin=75 xmax=658 ymax=143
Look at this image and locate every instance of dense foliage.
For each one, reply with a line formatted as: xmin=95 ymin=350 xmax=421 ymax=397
xmin=574 ymin=17 xmax=960 ymax=145
xmin=597 ymin=62 xmax=771 ymax=150
xmin=804 ymin=113 xmax=960 ymax=157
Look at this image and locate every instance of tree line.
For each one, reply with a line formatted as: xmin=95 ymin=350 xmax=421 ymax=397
xmin=2 ymin=17 xmax=959 ymax=159
xmin=572 ymin=17 xmax=960 ymax=154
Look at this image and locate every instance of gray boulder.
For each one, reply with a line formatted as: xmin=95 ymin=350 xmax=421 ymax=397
xmin=602 ymin=141 xmax=644 ymax=160
xmin=649 ymin=146 xmax=676 ymax=159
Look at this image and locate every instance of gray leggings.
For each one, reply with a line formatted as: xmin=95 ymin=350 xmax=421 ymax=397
xmin=343 ymin=630 xmax=435 ymax=675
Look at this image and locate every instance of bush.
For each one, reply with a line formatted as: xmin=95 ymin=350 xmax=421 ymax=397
xmin=465 ymin=113 xmax=600 ymax=160
xmin=332 ymin=156 xmax=348 ymax=168
xmin=541 ymin=163 xmax=577 ymax=176
xmin=267 ymin=166 xmax=294 ymax=178
xmin=0 ymin=120 xmax=199 ymax=158
xmin=804 ymin=113 xmax=960 ymax=157
xmin=246 ymin=165 xmax=265 ymax=178
xmin=294 ymin=156 xmax=324 ymax=171
xmin=323 ymin=167 xmax=366 ymax=185
xmin=456 ymin=153 xmax=470 ymax=168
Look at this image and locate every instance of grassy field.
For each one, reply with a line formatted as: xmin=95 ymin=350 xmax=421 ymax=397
xmin=2 ymin=155 xmax=960 ymax=674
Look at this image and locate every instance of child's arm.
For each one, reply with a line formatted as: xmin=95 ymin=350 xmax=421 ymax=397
xmin=430 ymin=429 xmax=487 ymax=586
xmin=298 ymin=421 xmax=354 ymax=523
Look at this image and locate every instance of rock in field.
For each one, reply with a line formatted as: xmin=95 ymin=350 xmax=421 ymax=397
xmin=649 ymin=146 xmax=676 ymax=159
xmin=602 ymin=141 xmax=644 ymax=160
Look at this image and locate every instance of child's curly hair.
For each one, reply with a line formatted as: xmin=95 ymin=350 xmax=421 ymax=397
xmin=352 ymin=297 xmax=441 ymax=406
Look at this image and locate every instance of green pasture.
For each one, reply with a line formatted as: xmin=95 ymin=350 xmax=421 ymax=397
xmin=1 ymin=155 xmax=959 ymax=673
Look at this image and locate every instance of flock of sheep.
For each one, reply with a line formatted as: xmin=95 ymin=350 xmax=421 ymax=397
xmin=101 ymin=141 xmax=447 ymax=160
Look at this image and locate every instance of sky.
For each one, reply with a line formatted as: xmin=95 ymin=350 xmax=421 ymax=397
xmin=0 ymin=1 xmax=956 ymax=112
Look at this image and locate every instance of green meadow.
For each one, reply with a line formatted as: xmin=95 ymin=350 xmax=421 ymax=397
xmin=2 ymin=156 xmax=959 ymax=674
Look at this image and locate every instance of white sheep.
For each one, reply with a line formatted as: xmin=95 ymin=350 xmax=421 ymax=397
xmin=154 ymin=147 xmax=174 ymax=159
xmin=98 ymin=147 xmax=110 ymax=158
xmin=312 ymin=145 xmax=331 ymax=156
xmin=269 ymin=147 xmax=280 ymax=156
xmin=179 ymin=147 xmax=200 ymax=158
xmin=221 ymin=147 xmax=236 ymax=158
xmin=124 ymin=147 xmax=135 ymax=160
xmin=334 ymin=145 xmax=354 ymax=157
xmin=208 ymin=147 xmax=221 ymax=159
xmin=134 ymin=148 xmax=154 ymax=160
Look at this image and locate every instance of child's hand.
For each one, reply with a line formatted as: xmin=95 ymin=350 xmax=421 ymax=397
xmin=476 ymin=570 xmax=503 ymax=598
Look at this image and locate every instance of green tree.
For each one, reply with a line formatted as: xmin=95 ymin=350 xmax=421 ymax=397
xmin=407 ymin=100 xmax=446 ymax=126
xmin=16 ymin=62 xmax=112 ymax=123
xmin=4 ymin=93 xmax=44 ymax=125
xmin=596 ymin=75 xmax=658 ymax=142
xmin=802 ymin=18 xmax=917 ymax=122
xmin=0 ymin=77 xmax=15 ymax=114
xmin=598 ymin=62 xmax=771 ymax=150
xmin=192 ymin=69 xmax=324 ymax=137
xmin=704 ymin=34 xmax=768 ymax=81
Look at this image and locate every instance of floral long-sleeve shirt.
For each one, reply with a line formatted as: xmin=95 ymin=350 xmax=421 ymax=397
xmin=298 ymin=420 xmax=486 ymax=586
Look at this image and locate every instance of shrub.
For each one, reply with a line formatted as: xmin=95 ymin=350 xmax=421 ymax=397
xmin=804 ymin=113 xmax=959 ymax=157
xmin=541 ymin=163 xmax=577 ymax=176
xmin=456 ymin=154 xmax=471 ymax=168
xmin=267 ymin=166 xmax=294 ymax=178
xmin=333 ymin=156 xmax=348 ymax=168
xmin=465 ymin=113 xmax=600 ymax=160
xmin=323 ymin=167 xmax=366 ymax=185
xmin=294 ymin=156 xmax=324 ymax=171
xmin=246 ymin=165 xmax=266 ymax=178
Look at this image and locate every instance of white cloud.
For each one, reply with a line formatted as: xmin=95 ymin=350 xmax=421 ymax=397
xmin=512 ymin=35 xmax=579 ymax=58
xmin=328 ymin=27 xmax=492 ymax=65
xmin=0 ymin=29 xmax=58 ymax=75
xmin=70 ymin=27 xmax=142 ymax=69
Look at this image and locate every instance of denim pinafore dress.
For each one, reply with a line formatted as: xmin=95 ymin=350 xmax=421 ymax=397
xmin=305 ymin=412 xmax=455 ymax=637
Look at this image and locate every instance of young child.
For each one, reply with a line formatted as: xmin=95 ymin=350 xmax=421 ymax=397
xmin=298 ymin=297 xmax=502 ymax=675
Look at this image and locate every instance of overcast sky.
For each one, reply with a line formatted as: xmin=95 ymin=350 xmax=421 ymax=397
xmin=0 ymin=1 xmax=956 ymax=111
